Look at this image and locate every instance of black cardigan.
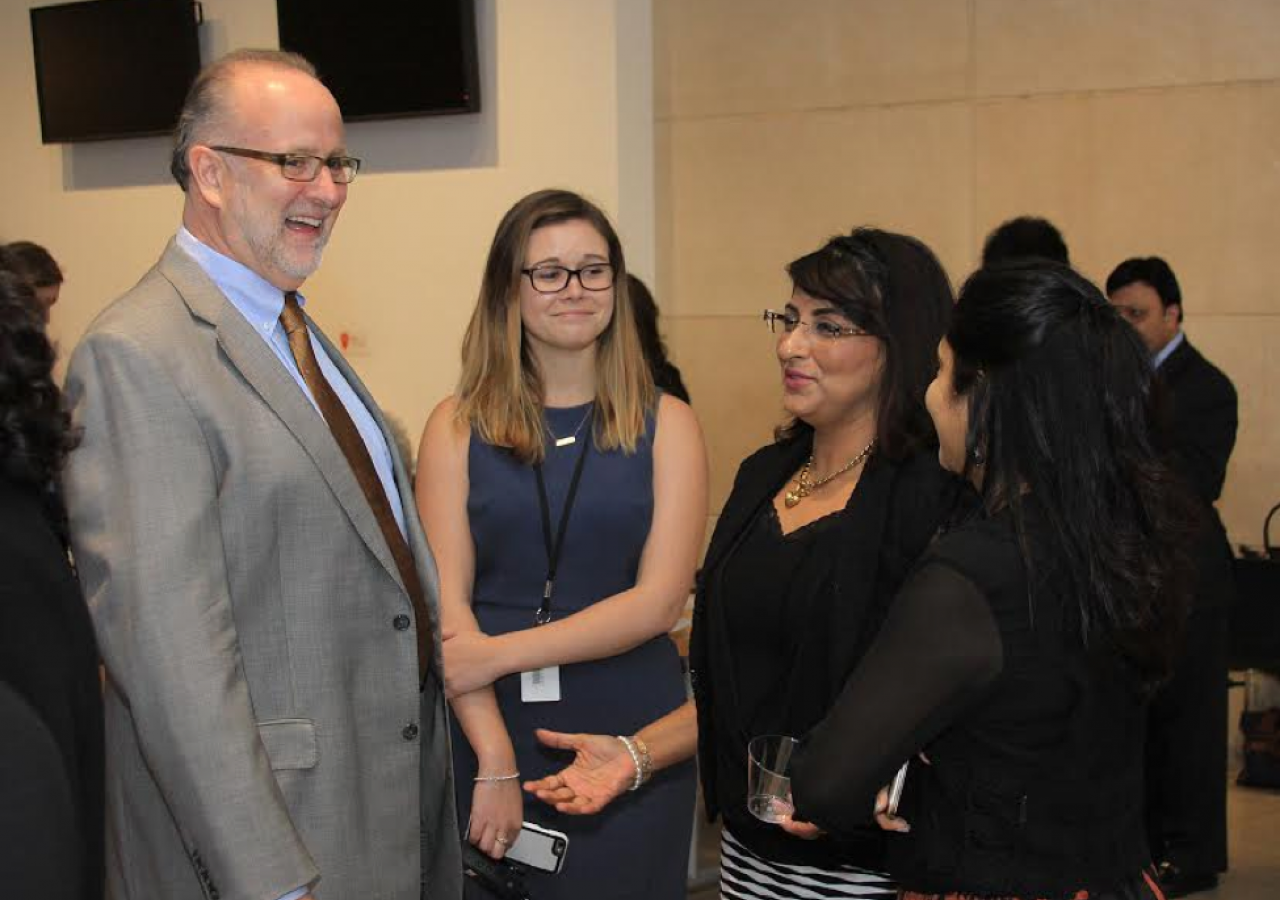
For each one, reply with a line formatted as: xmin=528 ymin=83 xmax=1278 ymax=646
xmin=0 ymin=477 xmax=104 ymax=900
xmin=689 ymin=435 xmax=967 ymax=868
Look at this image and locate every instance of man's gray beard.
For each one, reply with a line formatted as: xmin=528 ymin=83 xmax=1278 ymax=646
xmin=268 ymin=233 xmax=328 ymax=283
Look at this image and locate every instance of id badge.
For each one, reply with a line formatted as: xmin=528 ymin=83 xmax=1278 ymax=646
xmin=521 ymin=666 xmax=561 ymax=703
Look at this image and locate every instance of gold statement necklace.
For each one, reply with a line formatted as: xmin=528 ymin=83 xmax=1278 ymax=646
xmin=784 ymin=440 xmax=876 ymax=509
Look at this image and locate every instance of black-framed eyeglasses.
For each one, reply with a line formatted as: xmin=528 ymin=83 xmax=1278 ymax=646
xmin=522 ymin=263 xmax=616 ymax=294
xmin=209 ymin=146 xmax=362 ymax=184
xmin=763 ymin=309 xmax=871 ymax=341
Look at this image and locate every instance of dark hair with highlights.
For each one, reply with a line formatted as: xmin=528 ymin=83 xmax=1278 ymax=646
xmin=0 ymin=272 xmax=78 ymax=487
xmin=947 ymin=262 xmax=1194 ymax=685
xmin=456 ymin=189 xmax=654 ymax=464
xmin=779 ymin=228 xmax=954 ymax=461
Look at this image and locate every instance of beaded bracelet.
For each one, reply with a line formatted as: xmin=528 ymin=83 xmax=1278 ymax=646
xmin=474 ymin=772 xmax=520 ymax=783
xmin=632 ymin=735 xmax=653 ymax=787
xmin=616 ymin=735 xmax=653 ymax=792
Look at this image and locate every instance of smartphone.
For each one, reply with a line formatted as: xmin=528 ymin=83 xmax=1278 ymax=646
xmin=887 ymin=761 xmax=910 ymax=816
xmin=506 ymin=821 xmax=569 ymax=874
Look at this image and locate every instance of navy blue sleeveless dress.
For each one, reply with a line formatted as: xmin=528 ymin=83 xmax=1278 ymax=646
xmin=454 ymin=402 xmax=696 ymax=899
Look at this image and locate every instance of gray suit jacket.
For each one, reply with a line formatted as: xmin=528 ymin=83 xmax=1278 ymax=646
xmin=64 ymin=240 xmax=463 ymax=900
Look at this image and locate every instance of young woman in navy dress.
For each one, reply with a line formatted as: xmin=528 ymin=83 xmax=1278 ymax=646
xmin=416 ymin=189 xmax=707 ymax=899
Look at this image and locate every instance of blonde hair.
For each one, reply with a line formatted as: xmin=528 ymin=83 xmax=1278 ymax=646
xmin=457 ymin=189 xmax=656 ymax=463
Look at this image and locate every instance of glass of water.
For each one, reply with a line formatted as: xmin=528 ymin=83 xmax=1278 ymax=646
xmin=747 ymin=734 xmax=799 ymax=823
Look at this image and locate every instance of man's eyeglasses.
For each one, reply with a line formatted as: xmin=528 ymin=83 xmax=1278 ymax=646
xmin=210 ymin=146 xmax=362 ymax=184
xmin=763 ymin=309 xmax=871 ymax=341
xmin=522 ymin=263 xmax=616 ymax=294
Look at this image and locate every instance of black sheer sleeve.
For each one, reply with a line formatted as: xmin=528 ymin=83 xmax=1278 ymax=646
xmin=790 ymin=560 xmax=1003 ymax=834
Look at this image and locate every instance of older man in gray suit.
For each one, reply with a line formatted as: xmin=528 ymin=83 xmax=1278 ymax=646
xmin=64 ymin=50 xmax=461 ymax=900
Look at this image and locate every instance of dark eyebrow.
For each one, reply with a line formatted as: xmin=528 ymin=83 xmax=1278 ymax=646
xmin=810 ymin=305 xmax=849 ymax=318
xmin=528 ymin=253 xmax=610 ymax=268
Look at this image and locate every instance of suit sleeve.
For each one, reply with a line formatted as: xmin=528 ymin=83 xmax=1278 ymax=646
xmin=64 ymin=330 xmax=319 ymax=900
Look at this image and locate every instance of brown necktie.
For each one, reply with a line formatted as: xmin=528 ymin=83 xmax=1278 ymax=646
xmin=280 ymin=292 xmax=431 ymax=682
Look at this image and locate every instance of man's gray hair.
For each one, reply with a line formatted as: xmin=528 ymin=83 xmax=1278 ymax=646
xmin=170 ymin=49 xmax=318 ymax=191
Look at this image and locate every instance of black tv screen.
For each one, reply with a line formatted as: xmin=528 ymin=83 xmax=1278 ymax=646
xmin=277 ymin=0 xmax=480 ymax=121
xmin=30 ymin=0 xmax=202 ymax=144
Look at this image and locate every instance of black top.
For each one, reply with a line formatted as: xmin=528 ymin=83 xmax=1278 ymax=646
xmin=714 ymin=505 xmax=845 ymax=822
xmin=0 ymin=477 xmax=104 ymax=900
xmin=690 ymin=436 xmax=966 ymax=869
xmin=0 ymin=681 xmax=80 ymax=900
xmin=792 ymin=506 xmax=1152 ymax=898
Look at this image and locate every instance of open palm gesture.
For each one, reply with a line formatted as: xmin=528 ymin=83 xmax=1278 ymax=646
xmin=523 ymin=729 xmax=636 ymax=815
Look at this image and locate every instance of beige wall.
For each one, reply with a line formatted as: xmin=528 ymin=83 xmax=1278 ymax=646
xmin=655 ymin=0 xmax=1280 ymax=547
xmin=1 ymin=0 xmax=654 ymax=449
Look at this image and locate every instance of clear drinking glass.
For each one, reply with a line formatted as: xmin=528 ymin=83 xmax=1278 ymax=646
xmin=747 ymin=734 xmax=799 ymax=823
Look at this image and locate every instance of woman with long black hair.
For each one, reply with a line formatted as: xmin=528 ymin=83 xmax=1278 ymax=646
xmin=0 ymin=271 xmax=103 ymax=900
xmin=788 ymin=262 xmax=1194 ymax=900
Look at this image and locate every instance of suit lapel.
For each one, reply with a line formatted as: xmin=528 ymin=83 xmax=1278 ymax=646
xmin=311 ymin=323 xmax=444 ymax=617
xmin=156 ymin=241 xmax=407 ymax=597
xmin=1158 ymin=337 xmax=1194 ymax=386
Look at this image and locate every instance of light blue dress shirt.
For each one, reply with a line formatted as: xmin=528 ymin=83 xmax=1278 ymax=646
xmin=175 ymin=228 xmax=406 ymax=536
xmin=1153 ymin=328 xmax=1184 ymax=370
xmin=177 ymin=229 xmax=410 ymax=900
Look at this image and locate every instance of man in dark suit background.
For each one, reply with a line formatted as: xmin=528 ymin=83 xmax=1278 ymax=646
xmin=1107 ymin=256 xmax=1238 ymax=898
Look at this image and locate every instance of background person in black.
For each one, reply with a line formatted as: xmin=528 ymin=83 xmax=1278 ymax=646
xmin=627 ymin=274 xmax=691 ymax=404
xmin=0 ymin=271 xmax=104 ymax=900
xmin=525 ymin=228 xmax=966 ymax=899
xmin=980 ymin=215 xmax=1070 ymax=267
xmin=0 ymin=240 xmax=64 ymax=322
xmin=1107 ymin=256 xmax=1238 ymax=898
xmin=787 ymin=263 xmax=1194 ymax=900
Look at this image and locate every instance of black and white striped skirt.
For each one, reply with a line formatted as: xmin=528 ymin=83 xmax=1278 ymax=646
xmin=718 ymin=827 xmax=897 ymax=899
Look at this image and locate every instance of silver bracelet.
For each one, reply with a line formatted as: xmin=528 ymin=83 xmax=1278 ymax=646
xmin=632 ymin=734 xmax=653 ymax=787
xmin=616 ymin=735 xmax=653 ymax=792
xmin=616 ymin=736 xmax=643 ymax=791
xmin=473 ymin=772 xmax=520 ymax=783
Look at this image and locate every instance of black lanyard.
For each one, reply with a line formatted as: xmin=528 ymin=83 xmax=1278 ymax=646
xmin=532 ymin=415 xmax=592 ymax=625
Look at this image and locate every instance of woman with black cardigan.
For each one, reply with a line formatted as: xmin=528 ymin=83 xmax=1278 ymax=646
xmin=525 ymin=229 xmax=967 ymax=898
xmin=0 ymin=271 xmax=104 ymax=900
xmin=789 ymin=263 xmax=1193 ymax=900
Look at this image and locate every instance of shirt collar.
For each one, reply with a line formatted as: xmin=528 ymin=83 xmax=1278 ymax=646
xmin=175 ymin=227 xmax=308 ymax=339
xmin=1152 ymin=329 xmax=1184 ymax=369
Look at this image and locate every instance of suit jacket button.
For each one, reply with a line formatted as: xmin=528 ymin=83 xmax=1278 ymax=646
xmin=393 ymin=614 xmax=411 ymax=631
xmin=402 ymin=722 xmax=419 ymax=741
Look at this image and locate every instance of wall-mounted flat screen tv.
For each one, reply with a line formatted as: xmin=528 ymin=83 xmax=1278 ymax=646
xmin=30 ymin=0 xmax=202 ymax=144
xmin=277 ymin=0 xmax=480 ymax=121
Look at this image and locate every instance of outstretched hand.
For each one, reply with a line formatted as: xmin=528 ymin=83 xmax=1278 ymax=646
xmin=523 ymin=729 xmax=636 ymax=815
